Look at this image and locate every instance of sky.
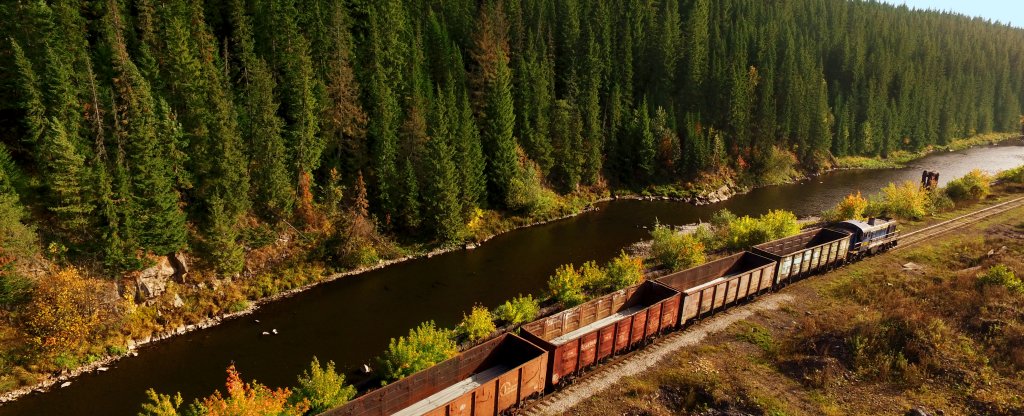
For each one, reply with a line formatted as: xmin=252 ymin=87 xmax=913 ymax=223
xmin=885 ymin=0 xmax=1022 ymax=28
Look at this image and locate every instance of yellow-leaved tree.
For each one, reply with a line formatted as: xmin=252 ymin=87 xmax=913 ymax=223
xmin=22 ymin=267 xmax=112 ymax=359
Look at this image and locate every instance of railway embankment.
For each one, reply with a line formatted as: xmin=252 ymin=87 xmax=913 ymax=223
xmin=554 ymin=197 xmax=1024 ymax=415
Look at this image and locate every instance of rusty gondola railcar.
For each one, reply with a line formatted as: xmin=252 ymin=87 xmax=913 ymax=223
xmin=323 ymin=333 xmax=546 ymax=416
xmin=655 ymin=251 xmax=776 ymax=326
xmin=751 ymin=227 xmax=851 ymax=287
xmin=519 ymin=281 xmax=680 ymax=389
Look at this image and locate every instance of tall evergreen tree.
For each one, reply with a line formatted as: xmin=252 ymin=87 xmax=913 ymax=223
xmin=455 ymin=90 xmax=487 ymax=217
xmin=266 ymin=0 xmax=323 ymax=181
xmin=39 ymin=117 xmax=92 ymax=239
xmin=550 ymin=100 xmax=583 ymax=191
xmin=11 ymin=40 xmax=46 ymax=147
xmin=231 ymin=0 xmax=293 ymax=220
xmin=480 ymin=49 xmax=521 ymax=208
xmin=105 ymin=0 xmax=187 ymax=256
xmin=423 ymin=86 xmax=463 ymax=242
xmin=633 ymin=98 xmax=656 ymax=180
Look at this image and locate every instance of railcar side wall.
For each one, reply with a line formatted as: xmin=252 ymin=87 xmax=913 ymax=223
xmin=324 ymin=334 xmax=547 ymax=416
xmin=752 ymin=228 xmax=852 ymax=286
xmin=520 ymin=281 xmax=680 ymax=389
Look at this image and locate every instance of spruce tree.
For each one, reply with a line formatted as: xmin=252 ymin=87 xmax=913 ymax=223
xmin=204 ymin=196 xmax=244 ymax=276
xmin=231 ymin=0 xmax=294 ymax=220
xmin=397 ymin=159 xmax=421 ymax=233
xmin=105 ymin=1 xmax=187 ymax=256
xmin=320 ymin=1 xmax=368 ymax=176
xmin=266 ymin=0 xmax=323 ymax=180
xmin=456 ymin=90 xmax=487 ymax=218
xmin=39 ymin=117 xmax=93 ymax=240
xmin=367 ymin=72 xmax=401 ymax=224
xmin=424 ymin=87 xmax=463 ymax=242
xmin=550 ymin=100 xmax=584 ymax=192
xmin=11 ymin=39 xmax=46 ymax=147
xmin=481 ymin=49 xmax=522 ymax=208
xmin=634 ymin=98 xmax=656 ymax=180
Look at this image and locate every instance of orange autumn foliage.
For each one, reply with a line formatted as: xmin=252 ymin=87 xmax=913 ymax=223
xmin=22 ymin=267 xmax=111 ymax=355
xmin=197 ymin=365 xmax=308 ymax=416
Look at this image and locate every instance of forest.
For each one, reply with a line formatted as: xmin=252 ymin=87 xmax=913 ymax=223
xmin=0 ymin=0 xmax=1023 ymax=392
xmin=1 ymin=0 xmax=1023 ymax=276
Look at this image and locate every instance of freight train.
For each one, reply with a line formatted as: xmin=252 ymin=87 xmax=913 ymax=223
xmin=325 ymin=217 xmax=899 ymax=416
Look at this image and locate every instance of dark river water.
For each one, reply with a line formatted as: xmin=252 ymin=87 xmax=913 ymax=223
xmin=3 ymin=140 xmax=1023 ymax=415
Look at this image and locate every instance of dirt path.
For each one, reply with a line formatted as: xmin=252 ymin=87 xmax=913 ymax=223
xmin=522 ymin=293 xmax=795 ymax=416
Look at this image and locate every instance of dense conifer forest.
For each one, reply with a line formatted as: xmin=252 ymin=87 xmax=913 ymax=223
xmin=1 ymin=0 xmax=1022 ymax=278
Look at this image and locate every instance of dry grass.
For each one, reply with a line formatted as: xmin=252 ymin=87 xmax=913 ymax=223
xmin=569 ymin=205 xmax=1024 ymax=416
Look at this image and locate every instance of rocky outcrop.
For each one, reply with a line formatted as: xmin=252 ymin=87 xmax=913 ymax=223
xmin=688 ymin=184 xmax=737 ymax=205
xmin=134 ymin=254 xmax=189 ymax=302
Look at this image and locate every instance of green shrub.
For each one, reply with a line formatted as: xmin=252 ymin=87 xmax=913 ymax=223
xmin=717 ymin=209 xmax=800 ymax=250
xmin=457 ymin=305 xmax=496 ymax=343
xmin=997 ymin=165 xmax=1024 ymax=183
xmin=579 ymin=261 xmax=607 ymax=293
xmin=547 ymin=264 xmax=585 ymax=306
xmin=378 ymin=321 xmax=458 ymax=382
xmin=945 ymin=169 xmax=991 ymax=202
xmin=0 ymin=259 xmax=33 ymax=309
xmin=865 ymin=181 xmax=931 ymax=220
xmin=0 ymin=193 xmax=38 ymax=262
xmin=759 ymin=210 xmax=801 ymax=240
xmin=977 ymin=264 xmax=1022 ymax=293
xmin=711 ymin=209 xmax=737 ymax=228
xmin=604 ymin=251 xmax=644 ymax=291
xmin=290 ymin=357 xmax=356 ymax=413
xmin=493 ymin=294 xmax=540 ymax=326
xmin=650 ymin=223 xmax=706 ymax=271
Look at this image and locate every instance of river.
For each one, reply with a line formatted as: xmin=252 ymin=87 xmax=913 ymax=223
xmin=2 ymin=139 xmax=1022 ymax=415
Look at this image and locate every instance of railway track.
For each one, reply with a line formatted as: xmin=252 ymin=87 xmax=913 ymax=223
xmin=897 ymin=196 xmax=1024 ymax=249
xmin=519 ymin=195 xmax=1024 ymax=415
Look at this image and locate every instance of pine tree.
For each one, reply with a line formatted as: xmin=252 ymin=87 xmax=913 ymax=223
xmin=266 ymin=0 xmax=323 ymax=180
xmin=579 ymin=28 xmax=604 ymax=186
xmin=423 ymin=86 xmax=463 ymax=242
xmin=39 ymin=117 xmax=93 ymax=241
xmin=654 ymin=0 xmax=682 ymax=108
xmin=42 ymin=44 xmax=86 ymax=156
xmin=320 ymin=1 xmax=368 ymax=176
xmin=105 ymin=1 xmax=187 ymax=256
xmin=481 ymin=49 xmax=522 ymax=208
xmin=204 ymin=196 xmax=244 ymax=276
xmin=456 ymin=90 xmax=487 ymax=217
xmin=397 ymin=159 xmax=420 ymax=232
xmin=683 ymin=0 xmax=711 ymax=108
xmin=11 ymin=39 xmax=46 ymax=147
xmin=231 ymin=0 xmax=294 ymax=220
xmin=550 ymin=100 xmax=584 ymax=192
xmin=367 ymin=72 xmax=401 ymax=224
xmin=158 ymin=0 xmax=250 ymax=220
xmin=634 ymin=98 xmax=656 ymax=180
xmin=0 ymin=147 xmax=15 ymax=196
